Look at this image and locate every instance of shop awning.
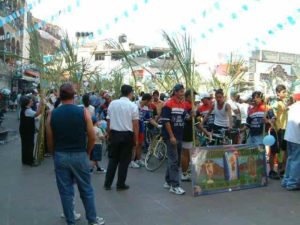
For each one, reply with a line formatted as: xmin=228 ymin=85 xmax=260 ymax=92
xmin=24 ymin=69 xmax=40 ymax=78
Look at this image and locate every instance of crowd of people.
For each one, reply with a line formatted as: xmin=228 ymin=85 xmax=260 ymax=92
xmin=16 ymin=82 xmax=300 ymax=225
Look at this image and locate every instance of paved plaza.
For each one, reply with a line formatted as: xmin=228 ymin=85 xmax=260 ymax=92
xmin=0 ymin=112 xmax=300 ymax=225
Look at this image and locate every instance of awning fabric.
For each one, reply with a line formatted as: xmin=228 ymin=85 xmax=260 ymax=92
xmin=24 ymin=70 xmax=40 ymax=77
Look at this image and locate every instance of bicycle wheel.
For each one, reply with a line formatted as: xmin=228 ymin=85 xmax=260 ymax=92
xmin=145 ymin=140 xmax=167 ymax=171
xmin=145 ymin=128 xmax=152 ymax=147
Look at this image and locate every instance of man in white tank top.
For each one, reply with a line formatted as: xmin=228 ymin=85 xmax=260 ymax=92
xmin=203 ymin=89 xmax=232 ymax=133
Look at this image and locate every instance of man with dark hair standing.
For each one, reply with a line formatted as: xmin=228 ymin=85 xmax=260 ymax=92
xmin=161 ymin=84 xmax=186 ymax=195
xmin=242 ymin=91 xmax=274 ymax=146
xmin=104 ymin=84 xmax=139 ymax=191
xmin=47 ymin=83 xmax=105 ymax=225
xmin=152 ymin=90 xmax=164 ymax=117
xmin=270 ymin=84 xmax=288 ymax=178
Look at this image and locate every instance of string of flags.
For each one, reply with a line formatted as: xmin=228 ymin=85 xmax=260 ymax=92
xmin=244 ymin=7 xmax=300 ymax=54
xmin=4 ymin=0 xmax=300 ymax=76
xmin=120 ymin=46 xmax=153 ymax=62
xmin=43 ymin=0 xmax=152 ymax=64
xmin=197 ymin=0 xmax=262 ymax=40
xmin=180 ymin=0 xmax=223 ymax=32
xmin=0 ymin=0 xmax=80 ymax=41
xmin=0 ymin=0 xmax=44 ymax=28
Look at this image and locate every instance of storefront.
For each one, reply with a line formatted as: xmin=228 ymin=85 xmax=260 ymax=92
xmin=13 ymin=69 xmax=40 ymax=93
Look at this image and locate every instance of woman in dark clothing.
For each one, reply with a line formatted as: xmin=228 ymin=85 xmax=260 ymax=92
xmin=19 ymin=96 xmax=42 ymax=165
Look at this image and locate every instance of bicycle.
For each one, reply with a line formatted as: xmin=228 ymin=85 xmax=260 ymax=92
xmin=195 ymin=122 xmax=240 ymax=146
xmin=144 ymin=127 xmax=167 ymax=172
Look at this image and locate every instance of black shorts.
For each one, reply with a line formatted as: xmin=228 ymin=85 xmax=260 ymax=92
xmin=270 ymin=129 xmax=287 ymax=154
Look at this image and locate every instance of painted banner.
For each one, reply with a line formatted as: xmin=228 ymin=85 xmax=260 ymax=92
xmin=190 ymin=144 xmax=267 ymax=196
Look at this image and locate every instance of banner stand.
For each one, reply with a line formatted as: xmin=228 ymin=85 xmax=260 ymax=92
xmin=190 ymin=144 xmax=268 ymax=196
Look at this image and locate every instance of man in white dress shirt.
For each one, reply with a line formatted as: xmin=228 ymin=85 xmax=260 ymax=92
xmin=104 ymin=85 xmax=139 ymax=191
xmin=281 ymin=90 xmax=300 ymax=191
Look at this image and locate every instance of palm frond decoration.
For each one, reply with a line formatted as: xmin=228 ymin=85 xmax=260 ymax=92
xmin=162 ymin=31 xmax=197 ymax=146
xmin=208 ymin=53 xmax=248 ymax=97
xmin=162 ymin=32 xmax=195 ymax=89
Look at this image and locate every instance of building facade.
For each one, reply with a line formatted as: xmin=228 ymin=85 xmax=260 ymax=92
xmin=76 ymin=34 xmax=174 ymax=90
xmin=0 ymin=0 xmax=30 ymax=91
xmin=248 ymin=50 xmax=300 ymax=95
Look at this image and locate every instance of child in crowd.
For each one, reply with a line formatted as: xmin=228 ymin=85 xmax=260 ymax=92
xmin=90 ymin=116 xmax=106 ymax=173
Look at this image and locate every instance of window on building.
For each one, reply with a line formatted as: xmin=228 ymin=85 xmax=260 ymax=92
xmin=249 ymin=73 xmax=254 ymax=81
xmin=147 ymin=51 xmax=164 ymax=59
xmin=95 ymin=53 xmax=105 ymax=61
xmin=111 ymin=53 xmax=123 ymax=61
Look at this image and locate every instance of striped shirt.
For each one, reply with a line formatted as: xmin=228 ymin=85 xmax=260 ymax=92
xmin=246 ymin=103 xmax=274 ymax=136
xmin=160 ymin=97 xmax=186 ymax=141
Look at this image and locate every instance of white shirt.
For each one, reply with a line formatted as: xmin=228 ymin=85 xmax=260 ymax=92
xmin=228 ymin=99 xmax=241 ymax=120
xmin=25 ymin=108 xmax=36 ymax=117
xmin=49 ymin=93 xmax=57 ymax=104
xmin=107 ymin=97 xmax=139 ymax=132
xmin=239 ymin=103 xmax=249 ymax=124
xmin=285 ymin=101 xmax=300 ymax=144
xmin=94 ymin=126 xmax=104 ymax=144
xmin=214 ymin=102 xmax=229 ymax=127
xmin=79 ymin=105 xmax=95 ymax=117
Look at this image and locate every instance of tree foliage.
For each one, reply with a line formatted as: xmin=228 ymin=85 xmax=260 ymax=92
xmin=208 ymin=53 xmax=249 ymax=97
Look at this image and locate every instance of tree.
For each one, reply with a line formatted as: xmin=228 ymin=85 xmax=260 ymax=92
xmin=24 ymin=30 xmax=103 ymax=164
xmin=59 ymin=35 xmax=102 ymax=94
xmin=208 ymin=53 xmax=249 ymax=97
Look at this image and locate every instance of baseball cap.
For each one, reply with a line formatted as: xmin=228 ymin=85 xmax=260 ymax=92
xmin=173 ymin=84 xmax=184 ymax=92
xmin=103 ymin=92 xmax=111 ymax=98
xmin=91 ymin=115 xmax=98 ymax=124
xmin=200 ymin=92 xmax=211 ymax=99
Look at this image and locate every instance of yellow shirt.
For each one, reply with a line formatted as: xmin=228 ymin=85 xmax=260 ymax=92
xmin=272 ymin=100 xmax=287 ymax=130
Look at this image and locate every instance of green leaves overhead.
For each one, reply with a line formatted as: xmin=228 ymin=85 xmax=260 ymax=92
xmin=162 ymin=31 xmax=195 ymax=89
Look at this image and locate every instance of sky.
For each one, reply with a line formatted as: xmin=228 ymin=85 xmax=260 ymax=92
xmin=27 ymin=0 xmax=300 ymax=63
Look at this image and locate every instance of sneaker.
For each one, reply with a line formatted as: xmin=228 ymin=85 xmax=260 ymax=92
xmin=169 ymin=186 xmax=185 ymax=195
xmin=89 ymin=217 xmax=105 ymax=225
xmin=96 ymin=167 xmax=106 ymax=174
xmin=181 ymin=173 xmax=191 ymax=182
xmin=60 ymin=212 xmax=81 ymax=221
xmin=268 ymin=170 xmax=280 ymax=180
xmin=136 ymin=160 xmax=145 ymax=167
xmin=163 ymin=182 xmax=170 ymax=189
xmin=129 ymin=161 xmax=140 ymax=168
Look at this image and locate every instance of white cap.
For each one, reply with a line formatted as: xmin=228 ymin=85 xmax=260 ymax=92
xmin=195 ymin=95 xmax=201 ymax=102
xmin=200 ymin=92 xmax=210 ymax=99
xmin=239 ymin=94 xmax=251 ymax=101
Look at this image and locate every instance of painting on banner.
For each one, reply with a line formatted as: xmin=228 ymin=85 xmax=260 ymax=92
xmin=190 ymin=144 xmax=267 ymax=196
